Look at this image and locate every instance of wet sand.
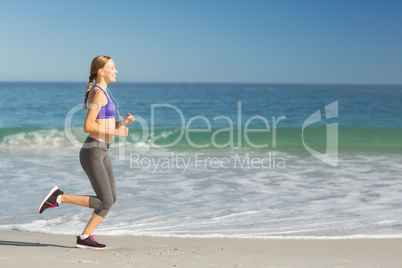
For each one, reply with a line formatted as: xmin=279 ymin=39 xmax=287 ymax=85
xmin=1 ymin=230 xmax=402 ymax=267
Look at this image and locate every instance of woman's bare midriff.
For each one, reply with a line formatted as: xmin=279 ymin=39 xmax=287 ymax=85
xmin=89 ymin=118 xmax=116 ymax=143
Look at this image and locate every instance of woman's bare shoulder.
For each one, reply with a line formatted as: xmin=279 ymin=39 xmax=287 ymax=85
xmin=88 ymin=87 xmax=106 ymax=107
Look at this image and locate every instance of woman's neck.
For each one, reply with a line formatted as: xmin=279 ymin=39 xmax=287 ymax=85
xmin=95 ymin=81 xmax=108 ymax=90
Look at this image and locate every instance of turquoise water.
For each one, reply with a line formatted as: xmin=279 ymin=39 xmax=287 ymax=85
xmin=1 ymin=82 xmax=402 ymax=129
xmin=1 ymin=82 xmax=402 ymax=238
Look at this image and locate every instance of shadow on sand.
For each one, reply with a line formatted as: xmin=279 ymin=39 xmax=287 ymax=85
xmin=0 ymin=240 xmax=75 ymax=249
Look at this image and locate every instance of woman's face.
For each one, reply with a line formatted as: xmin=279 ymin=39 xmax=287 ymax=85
xmin=101 ymin=59 xmax=118 ymax=83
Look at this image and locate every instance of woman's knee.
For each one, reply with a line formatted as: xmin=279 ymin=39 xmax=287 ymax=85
xmin=94 ymin=208 xmax=109 ymax=218
xmin=101 ymin=198 xmax=114 ymax=211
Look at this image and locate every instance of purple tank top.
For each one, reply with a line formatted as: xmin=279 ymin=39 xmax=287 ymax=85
xmin=94 ymin=86 xmax=116 ymax=119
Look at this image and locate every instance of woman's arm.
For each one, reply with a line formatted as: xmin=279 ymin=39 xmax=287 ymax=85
xmin=115 ymin=113 xmax=135 ymax=128
xmin=83 ymin=89 xmax=127 ymax=137
xmin=115 ymin=121 xmax=124 ymax=128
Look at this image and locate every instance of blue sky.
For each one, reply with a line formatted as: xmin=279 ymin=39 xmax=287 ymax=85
xmin=1 ymin=0 xmax=401 ymax=84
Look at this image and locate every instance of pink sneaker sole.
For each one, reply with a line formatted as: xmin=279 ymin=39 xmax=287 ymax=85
xmin=75 ymin=244 xmax=108 ymax=249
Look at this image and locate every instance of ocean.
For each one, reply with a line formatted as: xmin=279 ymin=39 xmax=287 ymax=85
xmin=1 ymin=82 xmax=402 ymax=239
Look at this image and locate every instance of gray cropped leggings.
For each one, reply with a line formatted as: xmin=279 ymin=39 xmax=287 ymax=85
xmin=79 ymin=136 xmax=116 ymax=218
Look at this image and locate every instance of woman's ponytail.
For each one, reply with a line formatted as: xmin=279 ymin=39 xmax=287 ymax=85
xmin=82 ymin=74 xmax=94 ymax=109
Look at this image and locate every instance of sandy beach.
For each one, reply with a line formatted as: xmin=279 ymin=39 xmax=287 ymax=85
xmin=0 ymin=230 xmax=401 ymax=267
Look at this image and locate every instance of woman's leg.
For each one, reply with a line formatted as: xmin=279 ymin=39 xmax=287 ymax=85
xmin=81 ymin=212 xmax=104 ymax=235
xmin=79 ymin=144 xmax=115 ymax=235
xmin=61 ymin=195 xmax=90 ymax=208
xmin=104 ymin=154 xmax=117 ymax=204
xmin=80 ymin=146 xmax=115 ymax=218
xmin=60 ymin=194 xmax=107 ymax=236
xmin=58 ymin=194 xmax=102 ymax=235
xmin=78 ymin=153 xmax=115 ymax=236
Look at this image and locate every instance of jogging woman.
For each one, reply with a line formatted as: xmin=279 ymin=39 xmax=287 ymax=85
xmin=38 ymin=56 xmax=135 ymax=249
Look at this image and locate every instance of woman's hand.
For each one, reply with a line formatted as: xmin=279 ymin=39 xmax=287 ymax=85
xmin=123 ymin=113 xmax=135 ymax=125
xmin=115 ymin=126 xmax=129 ymax=137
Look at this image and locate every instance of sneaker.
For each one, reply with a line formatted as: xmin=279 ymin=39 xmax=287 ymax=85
xmin=38 ymin=186 xmax=64 ymax=214
xmin=76 ymin=235 xmax=107 ymax=249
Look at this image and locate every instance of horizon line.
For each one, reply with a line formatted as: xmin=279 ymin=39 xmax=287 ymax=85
xmin=0 ymin=80 xmax=401 ymax=87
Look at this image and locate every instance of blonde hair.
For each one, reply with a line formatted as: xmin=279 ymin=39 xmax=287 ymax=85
xmin=82 ymin=55 xmax=112 ymax=109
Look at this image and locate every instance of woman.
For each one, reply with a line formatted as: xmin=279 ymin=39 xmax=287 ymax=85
xmin=38 ymin=56 xmax=135 ymax=249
